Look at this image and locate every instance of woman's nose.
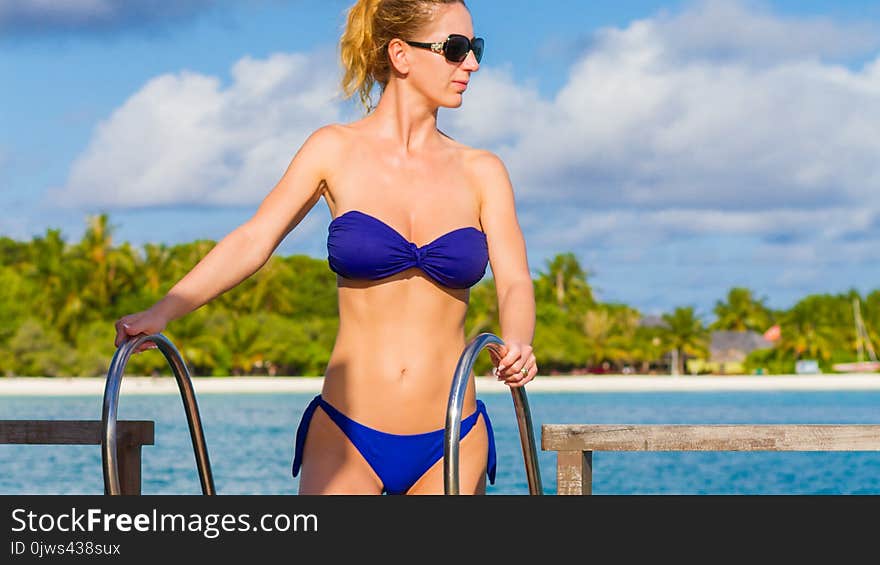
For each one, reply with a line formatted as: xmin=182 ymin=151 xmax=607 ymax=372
xmin=461 ymin=49 xmax=480 ymax=70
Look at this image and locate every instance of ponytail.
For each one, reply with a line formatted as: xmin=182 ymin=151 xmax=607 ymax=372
xmin=339 ymin=0 xmax=383 ymax=114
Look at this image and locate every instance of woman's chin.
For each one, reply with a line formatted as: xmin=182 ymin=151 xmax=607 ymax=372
xmin=442 ymin=95 xmax=465 ymax=109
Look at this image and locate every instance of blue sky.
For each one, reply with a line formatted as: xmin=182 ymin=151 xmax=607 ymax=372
xmin=2 ymin=0 xmax=879 ymax=319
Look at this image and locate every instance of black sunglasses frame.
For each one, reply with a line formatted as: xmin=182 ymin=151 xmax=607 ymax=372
xmin=404 ymin=34 xmax=484 ymax=63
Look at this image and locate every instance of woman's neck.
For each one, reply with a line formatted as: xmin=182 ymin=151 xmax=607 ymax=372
xmin=366 ymin=80 xmax=440 ymax=154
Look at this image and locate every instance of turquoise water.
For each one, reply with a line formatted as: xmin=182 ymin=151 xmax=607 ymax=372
xmin=2 ymin=391 xmax=880 ymax=494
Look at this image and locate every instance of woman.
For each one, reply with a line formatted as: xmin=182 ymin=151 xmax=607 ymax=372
xmin=114 ymin=0 xmax=537 ymax=495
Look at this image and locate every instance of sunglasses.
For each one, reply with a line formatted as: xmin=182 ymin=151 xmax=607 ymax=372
xmin=404 ymin=34 xmax=484 ymax=64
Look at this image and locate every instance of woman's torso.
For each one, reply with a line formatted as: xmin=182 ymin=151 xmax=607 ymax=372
xmin=317 ymin=121 xmax=487 ymax=433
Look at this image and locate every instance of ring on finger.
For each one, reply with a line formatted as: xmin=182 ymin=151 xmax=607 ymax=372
xmin=520 ymin=366 xmax=529 ymax=375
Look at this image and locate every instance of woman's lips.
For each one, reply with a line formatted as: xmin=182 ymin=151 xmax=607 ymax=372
xmin=453 ymin=81 xmax=468 ymax=90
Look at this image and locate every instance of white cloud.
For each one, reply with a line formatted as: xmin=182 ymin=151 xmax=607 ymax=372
xmin=504 ymin=43 xmax=880 ymax=212
xmin=450 ymin=0 xmax=880 ymax=311
xmin=444 ymin=65 xmax=550 ymax=147
xmin=60 ymin=0 xmax=880 ymax=225
xmin=48 ymin=48 xmax=342 ymax=207
xmin=47 ymin=0 xmax=880 ymax=311
xmin=446 ymin=0 xmax=880 ymax=251
xmin=654 ymin=0 xmax=880 ymax=63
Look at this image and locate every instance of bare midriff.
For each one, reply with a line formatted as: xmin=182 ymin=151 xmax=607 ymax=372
xmin=322 ymin=271 xmax=478 ymax=434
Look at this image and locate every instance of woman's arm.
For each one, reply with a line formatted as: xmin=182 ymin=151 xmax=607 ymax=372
xmin=472 ymin=150 xmax=538 ymax=386
xmin=114 ymin=125 xmax=340 ymax=347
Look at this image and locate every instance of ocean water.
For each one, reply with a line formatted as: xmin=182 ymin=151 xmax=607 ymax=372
xmin=2 ymin=390 xmax=880 ymax=495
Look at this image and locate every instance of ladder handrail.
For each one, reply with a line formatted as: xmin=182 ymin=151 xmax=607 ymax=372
xmin=444 ymin=332 xmax=543 ymax=495
xmin=102 ymin=333 xmax=215 ymax=495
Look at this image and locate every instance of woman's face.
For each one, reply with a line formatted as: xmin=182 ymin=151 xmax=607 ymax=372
xmin=402 ymin=2 xmax=480 ymax=109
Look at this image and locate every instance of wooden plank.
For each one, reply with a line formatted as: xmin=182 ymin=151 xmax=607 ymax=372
xmin=0 ymin=420 xmax=154 ymax=447
xmin=557 ymin=450 xmax=592 ymax=495
xmin=542 ymin=424 xmax=880 ymax=452
xmin=118 ymin=445 xmax=143 ymax=495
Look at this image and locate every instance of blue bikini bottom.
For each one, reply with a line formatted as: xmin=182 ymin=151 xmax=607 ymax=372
xmin=292 ymin=394 xmax=496 ymax=495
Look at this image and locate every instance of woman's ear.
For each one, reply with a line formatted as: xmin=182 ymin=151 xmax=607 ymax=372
xmin=387 ymin=38 xmax=410 ymax=76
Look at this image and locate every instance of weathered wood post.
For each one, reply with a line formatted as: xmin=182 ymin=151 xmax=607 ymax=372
xmin=0 ymin=420 xmax=154 ymax=495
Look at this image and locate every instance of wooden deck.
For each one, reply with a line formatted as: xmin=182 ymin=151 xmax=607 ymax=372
xmin=0 ymin=420 xmax=154 ymax=495
xmin=542 ymin=424 xmax=880 ymax=494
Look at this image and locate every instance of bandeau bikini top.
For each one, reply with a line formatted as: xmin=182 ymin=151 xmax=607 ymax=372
xmin=327 ymin=210 xmax=489 ymax=289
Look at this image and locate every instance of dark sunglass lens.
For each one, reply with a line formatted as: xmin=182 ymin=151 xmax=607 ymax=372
xmin=472 ymin=37 xmax=484 ymax=63
xmin=445 ymin=35 xmax=470 ymax=62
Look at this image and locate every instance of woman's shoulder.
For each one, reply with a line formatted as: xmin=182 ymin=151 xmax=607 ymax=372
xmin=436 ymin=132 xmax=505 ymax=168
xmin=459 ymin=147 xmax=512 ymax=208
xmin=295 ymin=123 xmax=358 ymax=165
xmin=304 ymin=122 xmax=351 ymax=145
xmin=460 ymin=146 xmax=508 ymax=180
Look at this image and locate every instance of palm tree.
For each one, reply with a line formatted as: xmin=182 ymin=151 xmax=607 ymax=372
xmin=0 ymin=236 xmax=29 ymax=266
xmin=581 ymin=305 xmax=639 ymax=369
xmin=141 ymin=242 xmax=175 ymax=297
xmin=74 ymin=213 xmax=138 ymax=315
xmin=711 ymin=287 xmax=773 ymax=332
xmin=23 ymin=229 xmax=84 ymax=340
xmin=631 ymin=325 xmax=667 ymax=373
xmin=535 ymin=252 xmax=594 ymax=312
xmin=661 ymin=306 xmax=710 ymax=374
xmin=776 ymin=296 xmax=841 ymax=364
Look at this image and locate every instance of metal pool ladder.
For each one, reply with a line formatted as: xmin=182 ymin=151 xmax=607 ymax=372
xmin=444 ymin=332 xmax=543 ymax=495
xmin=103 ymin=332 xmax=541 ymax=495
xmin=102 ymin=333 xmax=215 ymax=495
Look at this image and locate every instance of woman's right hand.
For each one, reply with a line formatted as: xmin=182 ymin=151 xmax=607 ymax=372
xmin=114 ymin=308 xmax=169 ymax=353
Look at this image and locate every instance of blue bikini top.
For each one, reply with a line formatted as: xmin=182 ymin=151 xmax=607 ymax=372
xmin=327 ymin=210 xmax=489 ymax=289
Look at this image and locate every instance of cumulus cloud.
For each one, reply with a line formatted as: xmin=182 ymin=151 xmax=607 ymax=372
xmin=59 ymin=0 xmax=880 ymax=221
xmin=48 ymin=48 xmax=342 ymax=207
xmin=447 ymin=0 xmax=880 ymax=244
xmin=653 ymin=0 xmax=880 ymax=64
xmin=442 ymin=65 xmax=550 ymax=148
xmin=450 ymin=0 xmax=880 ymax=309
xmin=483 ymin=37 xmax=880 ymax=213
xmin=47 ymin=0 xmax=880 ymax=310
xmin=0 ymin=0 xmax=219 ymax=35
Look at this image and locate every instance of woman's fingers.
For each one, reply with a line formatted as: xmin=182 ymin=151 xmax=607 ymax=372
xmin=134 ymin=343 xmax=158 ymax=353
xmin=497 ymin=344 xmax=521 ymax=372
xmin=507 ymin=349 xmax=534 ymax=375
xmin=498 ymin=344 xmax=533 ymax=375
xmin=504 ymin=365 xmax=537 ymax=387
xmin=489 ymin=346 xmax=507 ymax=368
xmin=498 ymin=351 xmax=537 ymax=387
xmin=113 ymin=312 xmax=161 ymax=353
xmin=119 ymin=334 xmax=158 ymax=354
xmin=114 ymin=318 xmax=133 ymax=348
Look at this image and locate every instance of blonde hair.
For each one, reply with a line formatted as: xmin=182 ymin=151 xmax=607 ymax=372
xmin=339 ymin=0 xmax=466 ymax=114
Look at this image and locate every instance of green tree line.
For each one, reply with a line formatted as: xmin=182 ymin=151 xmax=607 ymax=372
xmin=1 ymin=214 xmax=877 ymax=377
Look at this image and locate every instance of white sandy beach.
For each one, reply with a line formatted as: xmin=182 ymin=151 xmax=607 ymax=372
xmin=1 ymin=374 xmax=880 ymax=396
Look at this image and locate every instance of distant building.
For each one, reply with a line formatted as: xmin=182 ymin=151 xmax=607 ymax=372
xmin=708 ymin=330 xmax=774 ymax=374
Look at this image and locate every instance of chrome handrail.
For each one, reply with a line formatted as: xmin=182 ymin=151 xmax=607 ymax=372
xmin=444 ymin=332 xmax=543 ymax=495
xmin=102 ymin=333 xmax=215 ymax=495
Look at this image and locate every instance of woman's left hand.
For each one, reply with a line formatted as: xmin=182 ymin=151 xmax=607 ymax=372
xmin=493 ymin=340 xmax=537 ymax=388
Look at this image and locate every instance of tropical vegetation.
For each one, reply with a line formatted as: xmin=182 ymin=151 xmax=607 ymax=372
xmin=1 ymin=215 xmax=877 ymax=377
